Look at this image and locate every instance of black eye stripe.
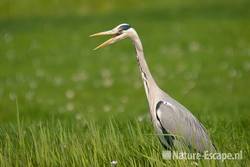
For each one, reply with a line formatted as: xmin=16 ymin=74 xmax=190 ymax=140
xmin=119 ymin=24 xmax=131 ymax=31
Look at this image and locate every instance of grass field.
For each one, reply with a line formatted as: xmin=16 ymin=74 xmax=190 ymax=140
xmin=0 ymin=0 xmax=250 ymax=166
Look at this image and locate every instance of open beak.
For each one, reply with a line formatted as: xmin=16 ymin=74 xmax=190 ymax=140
xmin=90 ymin=30 xmax=126 ymax=50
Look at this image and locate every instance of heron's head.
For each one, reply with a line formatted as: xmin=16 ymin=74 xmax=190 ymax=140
xmin=90 ymin=23 xmax=133 ymax=50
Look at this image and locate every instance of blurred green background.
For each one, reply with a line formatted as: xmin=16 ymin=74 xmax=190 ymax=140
xmin=1 ymin=0 xmax=249 ymax=122
xmin=0 ymin=0 xmax=250 ymax=165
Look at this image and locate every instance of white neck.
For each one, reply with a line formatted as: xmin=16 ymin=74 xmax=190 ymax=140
xmin=128 ymin=29 xmax=158 ymax=102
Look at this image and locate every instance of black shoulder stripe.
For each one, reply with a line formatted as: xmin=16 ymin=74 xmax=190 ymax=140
xmin=155 ymin=101 xmax=175 ymax=148
xmin=156 ymin=101 xmax=163 ymax=111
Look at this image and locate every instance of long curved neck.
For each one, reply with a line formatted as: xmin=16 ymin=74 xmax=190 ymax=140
xmin=129 ymin=29 xmax=158 ymax=101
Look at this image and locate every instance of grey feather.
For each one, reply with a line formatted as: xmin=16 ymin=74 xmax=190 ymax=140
xmin=155 ymin=99 xmax=216 ymax=152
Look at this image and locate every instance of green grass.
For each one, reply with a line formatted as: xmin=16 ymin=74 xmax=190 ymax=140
xmin=0 ymin=104 xmax=248 ymax=166
xmin=0 ymin=0 xmax=250 ymax=166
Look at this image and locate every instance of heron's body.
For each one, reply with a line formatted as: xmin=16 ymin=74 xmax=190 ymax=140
xmin=91 ymin=24 xmax=216 ymax=153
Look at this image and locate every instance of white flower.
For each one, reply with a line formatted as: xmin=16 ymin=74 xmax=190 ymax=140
xmin=103 ymin=105 xmax=111 ymax=112
xmin=65 ymin=89 xmax=75 ymax=99
xmin=111 ymin=160 xmax=117 ymax=167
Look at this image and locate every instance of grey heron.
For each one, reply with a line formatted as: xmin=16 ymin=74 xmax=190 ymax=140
xmin=90 ymin=23 xmax=216 ymax=153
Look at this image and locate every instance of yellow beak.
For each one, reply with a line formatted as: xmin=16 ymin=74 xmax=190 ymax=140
xmin=90 ymin=30 xmax=126 ymax=50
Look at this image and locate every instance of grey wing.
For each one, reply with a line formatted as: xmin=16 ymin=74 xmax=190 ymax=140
xmin=156 ymin=101 xmax=215 ymax=152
